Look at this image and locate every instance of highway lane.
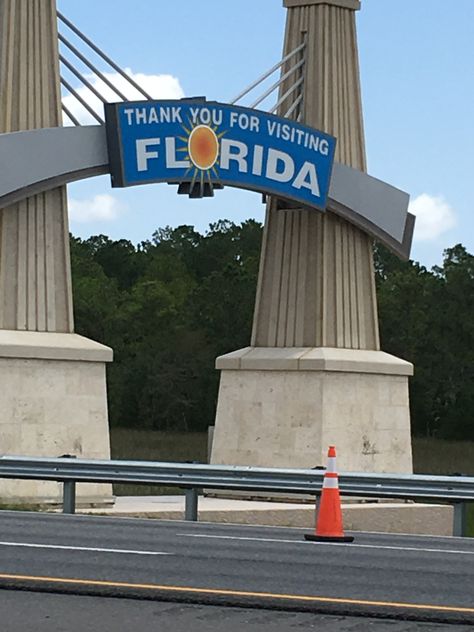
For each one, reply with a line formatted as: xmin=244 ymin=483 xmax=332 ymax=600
xmin=0 ymin=511 xmax=473 ymax=623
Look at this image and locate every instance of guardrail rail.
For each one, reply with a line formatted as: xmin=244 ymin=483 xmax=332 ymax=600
xmin=0 ymin=456 xmax=472 ymax=535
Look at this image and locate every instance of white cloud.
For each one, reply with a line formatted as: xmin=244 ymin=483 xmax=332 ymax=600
xmin=409 ymin=193 xmax=457 ymax=242
xmin=68 ymin=193 xmax=125 ymax=223
xmin=62 ymin=68 xmax=184 ymax=125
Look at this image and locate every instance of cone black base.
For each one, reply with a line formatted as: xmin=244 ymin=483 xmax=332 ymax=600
xmin=304 ymin=534 xmax=354 ymax=543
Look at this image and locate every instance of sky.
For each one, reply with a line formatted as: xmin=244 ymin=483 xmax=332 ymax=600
xmin=57 ymin=0 xmax=474 ymax=268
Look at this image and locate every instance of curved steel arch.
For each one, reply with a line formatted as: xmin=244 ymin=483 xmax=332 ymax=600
xmin=0 ymin=125 xmax=414 ymax=259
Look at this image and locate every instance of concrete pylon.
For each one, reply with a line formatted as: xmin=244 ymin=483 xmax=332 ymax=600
xmin=211 ymin=0 xmax=413 ymax=473
xmin=0 ymin=0 xmax=112 ymax=506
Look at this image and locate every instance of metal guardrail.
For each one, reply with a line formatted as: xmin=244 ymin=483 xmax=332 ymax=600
xmin=0 ymin=456 xmax=472 ymax=536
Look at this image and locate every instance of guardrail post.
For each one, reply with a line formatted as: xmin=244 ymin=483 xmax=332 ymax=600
xmin=185 ymin=488 xmax=198 ymax=521
xmin=63 ymin=480 xmax=76 ymax=514
xmin=453 ymin=502 xmax=467 ymax=537
xmin=60 ymin=454 xmax=77 ymax=515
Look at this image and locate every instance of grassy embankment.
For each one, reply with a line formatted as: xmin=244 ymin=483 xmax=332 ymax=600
xmin=110 ymin=429 xmax=474 ymax=496
xmin=110 ymin=429 xmax=207 ymax=496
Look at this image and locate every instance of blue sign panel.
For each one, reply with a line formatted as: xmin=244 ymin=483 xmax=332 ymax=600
xmin=105 ymin=100 xmax=336 ymax=211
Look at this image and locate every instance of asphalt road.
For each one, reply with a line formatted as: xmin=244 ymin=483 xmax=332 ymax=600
xmin=2 ymin=591 xmax=473 ymax=632
xmin=0 ymin=511 xmax=473 ymax=626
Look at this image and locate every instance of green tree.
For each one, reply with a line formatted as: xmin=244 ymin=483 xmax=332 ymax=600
xmin=430 ymin=245 xmax=474 ymax=439
xmin=71 ymin=229 xmax=473 ymax=441
xmin=71 ymin=221 xmax=262 ymax=432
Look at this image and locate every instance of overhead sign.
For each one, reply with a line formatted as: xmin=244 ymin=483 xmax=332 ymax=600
xmin=105 ymin=99 xmax=336 ymax=211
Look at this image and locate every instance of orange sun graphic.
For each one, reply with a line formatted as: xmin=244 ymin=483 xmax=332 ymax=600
xmin=177 ymin=117 xmax=226 ymax=193
xmin=188 ymin=125 xmax=219 ymax=170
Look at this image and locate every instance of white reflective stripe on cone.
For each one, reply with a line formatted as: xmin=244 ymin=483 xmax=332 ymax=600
xmin=323 ymin=477 xmax=339 ymax=489
xmin=326 ymin=457 xmax=337 ymax=473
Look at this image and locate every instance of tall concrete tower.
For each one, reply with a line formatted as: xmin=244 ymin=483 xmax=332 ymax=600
xmin=0 ymin=0 xmax=112 ymax=505
xmin=211 ymin=0 xmax=413 ymax=472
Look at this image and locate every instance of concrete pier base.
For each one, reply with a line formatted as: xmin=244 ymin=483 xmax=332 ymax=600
xmin=0 ymin=330 xmax=113 ymax=506
xmin=211 ymin=347 xmax=413 ymax=473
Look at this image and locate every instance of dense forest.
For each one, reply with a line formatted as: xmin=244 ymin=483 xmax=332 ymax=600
xmin=70 ymin=221 xmax=474 ymax=440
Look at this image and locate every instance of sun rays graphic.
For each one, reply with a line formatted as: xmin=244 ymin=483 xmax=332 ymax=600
xmin=176 ymin=118 xmax=227 ymax=196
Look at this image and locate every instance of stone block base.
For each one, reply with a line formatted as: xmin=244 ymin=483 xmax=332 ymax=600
xmin=0 ymin=330 xmax=114 ymax=505
xmin=211 ymin=347 xmax=413 ymax=473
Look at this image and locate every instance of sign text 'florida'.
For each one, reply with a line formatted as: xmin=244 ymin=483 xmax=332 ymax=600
xmin=105 ymin=100 xmax=336 ymax=211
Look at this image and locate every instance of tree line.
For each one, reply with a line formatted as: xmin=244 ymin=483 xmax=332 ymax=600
xmin=70 ymin=221 xmax=474 ymax=440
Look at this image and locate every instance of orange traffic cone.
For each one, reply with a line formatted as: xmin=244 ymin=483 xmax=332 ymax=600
xmin=304 ymin=446 xmax=354 ymax=543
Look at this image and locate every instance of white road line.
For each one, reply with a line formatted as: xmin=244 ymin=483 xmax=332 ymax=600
xmin=176 ymin=533 xmax=474 ymax=556
xmin=0 ymin=541 xmax=172 ymax=556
